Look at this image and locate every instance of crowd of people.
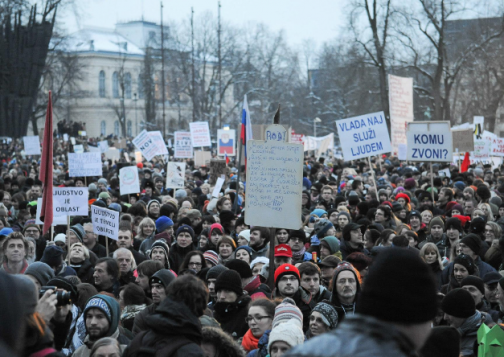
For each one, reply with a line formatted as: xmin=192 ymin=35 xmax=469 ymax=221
xmin=1 ymin=135 xmax=504 ymax=357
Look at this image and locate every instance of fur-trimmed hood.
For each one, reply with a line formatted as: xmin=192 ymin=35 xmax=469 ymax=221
xmin=201 ymin=326 xmax=246 ymax=357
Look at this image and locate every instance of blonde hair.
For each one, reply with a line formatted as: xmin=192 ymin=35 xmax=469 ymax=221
xmin=70 ymin=243 xmax=90 ymax=259
xmin=137 ymin=217 xmax=156 ymax=239
xmin=419 ymin=242 xmax=443 ymax=267
xmin=477 ymin=203 xmax=494 ymax=221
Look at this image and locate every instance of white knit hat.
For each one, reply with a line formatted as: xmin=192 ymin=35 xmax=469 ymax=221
xmin=268 ymin=321 xmax=305 ymax=353
xmin=272 ymin=297 xmax=303 ymax=329
xmin=54 ymin=233 xmax=66 ymax=243
xmin=237 ymin=229 xmax=250 ymax=243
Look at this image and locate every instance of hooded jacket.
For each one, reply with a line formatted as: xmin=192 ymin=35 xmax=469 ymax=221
xmin=330 ymin=266 xmax=361 ymax=324
xmin=214 ymin=295 xmax=252 ymax=339
xmin=169 ymin=242 xmax=195 ymax=273
xmin=339 ymin=239 xmax=368 ymax=260
xmin=202 ymin=327 xmax=246 ymax=357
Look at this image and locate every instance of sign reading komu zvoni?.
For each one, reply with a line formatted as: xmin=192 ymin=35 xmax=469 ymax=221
xmin=53 ymin=188 xmax=89 ymax=217
xmin=406 ymin=122 xmax=453 ymax=162
xmin=91 ymin=205 xmax=119 ymax=240
xmin=336 ymin=111 xmax=391 ymax=160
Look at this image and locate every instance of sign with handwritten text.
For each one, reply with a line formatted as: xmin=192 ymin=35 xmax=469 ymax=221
xmin=174 ymin=131 xmax=193 ymax=158
xmin=406 ymin=122 xmax=453 ymax=162
xmin=189 ymin=122 xmax=211 ymax=147
xmin=68 ymin=152 xmax=102 ymax=177
xmin=336 ymin=111 xmax=391 ymax=160
xmin=245 ymin=140 xmax=303 ymax=229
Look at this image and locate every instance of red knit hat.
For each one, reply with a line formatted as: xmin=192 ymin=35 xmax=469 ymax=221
xmin=137 ymin=162 xmax=144 ymax=169
xmin=395 ymin=193 xmax=410 ymax=203
xmin=274 ymin=264 xmax=300 ymax=285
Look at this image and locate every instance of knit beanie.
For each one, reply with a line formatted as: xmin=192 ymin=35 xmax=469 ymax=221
xmin=155 ymin=216 xmax=174 ymax=232
xmin=469 ymin=217 xmax=486 ymax=235
xmin=289 ymin=229 xmax=306 ymax=243
xmin=54 ymin=233 xmax=66 ymax=244
xmin=460 ymin=234 xmax=481 ymax=256
xmin=215 ymin=270 xmax=243 ymax=296
xmin=88 ymin=183 xmax=98 ymax=192
xmin=445 ymin=217 xmax=462 ymax=233
xmin=217 ymin=236 xmax=237 ymax=250
xmin=312 ymin=302 xmax=339 ymax=329
xmin=206 ymin=264 xmax=228 ymax=281
xmin=419 ymin=326 xmax=461 ymax=357
xmin=274 ymin=264 xmax=300 ymax=289
xmin=176 ymin=224 xmax=195 ymax=240
xmin=476 ymin=185 xmax=491 ymax=201
xmin=314 ymin=219 xmax=334 ymax=238
xmin=97 ymin=178 xmax=108 ymax=186
xmin=337 ymin=211 xmax=351 ymax=222
xmin=395 ymin=192 xmax=410 ymax=203
xmin=149 ymin=239 xmax=170 ymax=265
xmin=150 ymin=269 xmax=176 ymax=288
xmin=250 ymin=257 xmax=269 ymax=271
xmin=24 ymin=262 xmax=55 ymax=286
xmin=453 ymin=254 xmax=476 ymax=275
xmin=147 ymin=199 xmax=160 ymax=211
xmin=108 ymin=203 xmax=122 ymax=213
xmin=403 ymin=178 xmax=416 ymax=190
xmin=208 ymin=223 xmax=224 ymax=239
xmin=0 ymin=227 xmax=13 ymax=237
xmin=237 ymin=230 xmax=251 ymax=243
xmin=203 ymin=250 xmax=219 ymax=267
xmin=235 ymin=245 xmax=253 ymax=258
xmin=69 ymin=223 xmax=85 ymax=243
xmin=428 ymin=216 xmax=444 ymax=231
xmin=320 ymin=236 xmax=340 ymax=254
xmin=98 ymin=191 xmax=110 ymax=200
xmin=441 ymin=288 xmax=475 ymax=318
xmin=83 ymin=294 xmax=120 ymax=337
xmin=357 ymin=248 xmax=437 ymax=323
xmin=310 ymin=209 xmax=327 ymax=218
xmin=460 ymin=276 xmax=485 ymax=295
xmin=219 ymin=210 xmax=235 ymax=224
xmin=41 ymin=245 xmax=64 ymax=267
xmin=272 ymin=297 xmax=303 ymax=329
xmin=226 ymin=259 xmax=252 ymax=279
xmin=268 ymin=321 xmax=305 ymax=353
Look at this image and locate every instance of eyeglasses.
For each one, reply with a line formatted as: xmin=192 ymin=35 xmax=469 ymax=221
xmin=245 ymin=315 xmax=271 ymax=324
xmin=25 ymin=229 xmax=39 ymax=234
xmin=279 ymin=276 xmax=297 ymax=283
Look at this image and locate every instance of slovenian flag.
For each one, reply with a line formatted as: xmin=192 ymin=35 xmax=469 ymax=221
xmin=240 ymin=95 xmax=253 ymax=165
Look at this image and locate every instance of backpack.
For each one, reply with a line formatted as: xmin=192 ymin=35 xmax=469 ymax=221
xmin=123 ymin=330 xmax=193 ymax=357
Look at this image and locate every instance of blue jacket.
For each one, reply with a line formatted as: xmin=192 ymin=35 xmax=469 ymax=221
xmin=441 ymin=257 xmax=496 ymax=285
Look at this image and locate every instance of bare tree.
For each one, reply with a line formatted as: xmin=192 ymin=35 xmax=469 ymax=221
xmin=108 ymin=48 xmax=129 ymax=137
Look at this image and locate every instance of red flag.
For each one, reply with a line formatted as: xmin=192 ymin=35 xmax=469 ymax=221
xmin=39 ymin=91 xmax=54 ymax=234
xmin=225 ymin=153 xmax=229 ymax=165
xmin=460 ymin=152 xmax=470 ymax=173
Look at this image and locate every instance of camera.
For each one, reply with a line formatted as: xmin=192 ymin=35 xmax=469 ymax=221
xmin=39 ymin=286 xmax=72 ymax=306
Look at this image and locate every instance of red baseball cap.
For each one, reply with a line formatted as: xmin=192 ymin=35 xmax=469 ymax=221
xmin=274 ymin=244 xmax=292 ymax=258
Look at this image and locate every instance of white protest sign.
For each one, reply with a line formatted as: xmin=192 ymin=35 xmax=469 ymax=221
xmin=70 ymin=137 xmax=76 ymax=145
xmin=406 ymin=122 xmax=453 ymax=162
xmin=217 ymin=129 xmax=237 ymax=156
xmin=119 ymin=166 xmax=140 ymax=195
xmin=149 ymin=131 xmax=169 ymax=155
xmin=398 ymin=144 xmax=407 ymax=160
xmin=23 ymin=136 xmax=41 ymax=155
xmin=166 ymin=162 xmax=186 ymax=189
xmin=133 ymin=130 xmax=158 ymax=161
xmin=63 ymin=134 xmax=69 ymax=142
xmin=438 ymin=168 xmax=451 ymax=178
xmin=189 ymin=122 xmax=211 ymax=147
xmin=98 ymin=140 xmax=109 ymax=153
xmin=474 ymin=130 xmax=494 ymax=159
xmin=303 ymin=133 xmax=333 ymax=152
xmin=134 ymin=151 xmax=142 ymax=163
xmin=491 ymin=136 xmax=504 ymax=157
xmin=389 ymin=74 xmax=414 ymax=155
xmin=80 ymin=131 xmax=87 ymax=137
xmin=174 ymin=131 xmax=193 ymax=158
xmin=105 ymin=148 xmax=121 ymax=161
xmin=212 ymin=177 xmax=225 ymax=198
xmin=68 ymin=152 xmax=102 ymax=177
xmin=36 ymin=198 xmax=66 ymax=225
xmin=91 ymin=206 xmax=119 ymax=240
xmin=74 ymin=144 xmax=84 ymax=154
xmin=87 ymin=145 xmax=101 ymax=153
xmin=53 ymin=187 xmax=89 ymax=217
xmin=336 ymin=111 xmax=391 ymax=160
xmin=245 ymin=140 xmax=303 ymax=229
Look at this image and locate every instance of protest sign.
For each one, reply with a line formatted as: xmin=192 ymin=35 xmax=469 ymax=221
xmin=70 ymin=137 xmax=76 ymax=145
xmin=174 ymin=131 xmax=193 ymax=158
xmin=23 ymin=136 xmax=41 ymax=155
xmin=91 ymin=206 xmax=119 ymax=240
xmin=398 ymin=144 xmax=407 ymax=160
xmin=290 ymin=129 xmax=305 ymax=145
xmin=438 ymin=168 xmax=451 ymax=178
xmin=79 ymin=131 xmax=87 ymax=137
xmin=406 ymin=122 xmax=453 ymax=162
xmin=189 ymin=122 xmax=211 ymax=147
xmin=303 ymin=133 xmax=334 ymax=152
xmin=209 ymin=159 xmax=227 ymax=185
xmin=119 ymin=166 xmax=140 ymax=195
xmin=133 ymin=130 xmax=159 ymax=161
xmin=245 ymin=140 xmax=303 ymax=229
xmin=212 ymin=177 xmax=225 ymax=198
xmin=63 ymin=134 xmax=69 ymax=142
xmin=149 ymin=131 xmax=169 ymax=155
xmin=316 ymin=133 xmax=334 ymax=159
xmin=452 ymin=129 xmax=474 ymax=152
xmin=217 ymin=129 xmax=236 ymax=156
xmin=491 ymin=136 xmax=504 ymax=157
xmin=194 ymin=151 xmax=212 ymax=167
xmin=389 ymin=74 xmax=414 ymax=155
xmin=114 ymin=138 xmax=126 ymax=149
xmin=87 ymin=145 xmax=101 ymax=153
xmin=166 ymin=162 xmax=186 ymax=189
xmin=474 ymin=130 xmax=495 ymax=159
xmin=53 ymin=187 xmax=89 ymax=217
xmin=105 ymin=148 xmax=120 ymax=161
xmin=73 ymin=144 xmax=84 ymax=153
xmin=98 ymin=140 xmax=109 ymax=153
xmin=68 ymin=152 xmax=102 ymax=177
xmin=36 ymin=198 xmax=66 ymax=226
xmin=134 ymin=151 xmax=142 ymax=163
xmin=336 ymin=111 xmax=391 ymax=160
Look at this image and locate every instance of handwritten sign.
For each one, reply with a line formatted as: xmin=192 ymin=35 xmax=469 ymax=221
xmin=91 ymin=206 xmax=119 ymax=240
xmin=68 ymin=152 xmax=102 ymax=177
xmin=491 ymin=136 xmax=504 ymax=157
xmin=406 ymin=122 xmax=453 ymax=162
xmin=53 ymin=187 xmax=89 ymax=217
xmin=452 ymin=129 xmax=474 ymax=152
xmin=174 ymin=131 xmax=193 ymax=158
xmin=73 ymin=144 xmax=84 ymax=154
xmin=474 ymin=130 xmax=494 ymax=159
xmin=70 ymin=137 xmax=76 ymax=145
xmin=98 ymin=140 xmax=109 ymax=153
xmin=119 ymin=166 xmax=140 ymax=195
xmin=194 ymin=151 xmax=212 ymax=167
xmin=149 ymin=131 xmax=168 ymax=155
xmin=23 ymin=136 xmax=41 ymax=155
xmin=264 ymin=125 xmax=287 ymax=143
xmin=212 ymin=177 xmax=225 ymax=198
xmin=166 ymin=162 xmax=186 ymax=189
xmin=133 ymin=130 xmax=158 ymax=161
xmin=245 ymin=140 xmax=303 ymax=229
xmin=389 ymin=74 xmax=414 ymax=155
xmin=36 ymin=198 xmax=66 ymax=226
xmin=336 ymin=111 xmax=391 ymax=160
xmin=189 ymin=122 xmax=211 ymax=147
xmin=217 ymin=129 xmax=236 ymax=156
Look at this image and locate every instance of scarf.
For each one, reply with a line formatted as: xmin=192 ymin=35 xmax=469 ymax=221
xmin=120 ymin=304 xmax=147 ymax=323
xmin=2 ymin=259 xmax=28 ymax=274
xmin=292 ymin=245 xmax=306 ymax=260
xmin=241 ymin=328 xmax=260 ymax=352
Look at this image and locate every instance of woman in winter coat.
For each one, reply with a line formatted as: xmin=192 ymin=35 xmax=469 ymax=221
xmin=242 ymin=299 xmax=275 ymax=355
xmin=419 ymin=243 xmax=443 ymax=291
xmin=440 ymin=254 xmax=479 ymax=294
xmin=68 ymin=243 xmax=94 ymax=284
xmin=202 ymin=327 xmax=246 ymax=357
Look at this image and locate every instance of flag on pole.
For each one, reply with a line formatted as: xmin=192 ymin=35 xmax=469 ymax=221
xmin=460 ymin=152 xmax=470 ymax=173
xmin=240 ymin=95 xmax=253 ymax=165
xmin=39 ymin=91 xmax=54 ymax=234
xmin=225 ymin=152 xmax=229 ymax=165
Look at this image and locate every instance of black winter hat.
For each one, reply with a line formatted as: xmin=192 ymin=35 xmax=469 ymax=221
xmin=47 ymin=277 xmax=79 ymax=302
xmin=342 ymin=223 xmax=363 ymax=241
xmin=476 ymin=185 xmax=491 ymax=201
xmin=441 ymin=288 xmax=475 ymax=318
xmin=445 ymin=217 xmax=462 ymax=233
xmin=215 ymin=270 xmax=243 ymax=296
xmin=357 ymin=248 xmax=437 ymax=324
xmin=219 ymin=210 xmax=236 ymax=224
xmin=226 ymin=259 xmax=252 ymax=279
xmin=392 ymin=201 xmax=402 ymax=212
xmin=460 ymin=234 xmax=481 ymax=256
xmin=150 ymin=269 xmax=176 ymax=288
xmin=453 ymin=254 xmax=476 ymax=275
xmin=289 ymin=229 xmax=306 ymax=243
xmin=469 ymin=217 xmax=486 ymax=234
xmin=419 ymin=326 xmax=461 ymax=357
xmin=41 ymin=246 xmax=64 ymax=268
xmin=460 ymin=276 xmax=485 ymax=295
xmin=348 ymin=195 xmax=359 ymax=206
xmin=206 ymin=265 xmax=228 ymax=281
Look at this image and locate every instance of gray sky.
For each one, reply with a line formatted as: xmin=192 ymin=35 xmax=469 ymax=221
xmin=59 ymin=0 xmax=346 ymax=48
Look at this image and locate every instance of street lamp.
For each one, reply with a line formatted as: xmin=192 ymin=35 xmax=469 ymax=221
xmin=314 ymin=117 xmax=321 ymax=137
xmin=133 ymin=93 xmax=138 ymax=136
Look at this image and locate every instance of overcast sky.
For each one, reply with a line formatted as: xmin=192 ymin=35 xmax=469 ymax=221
xmin=59 ymin=0 xmax=346 ymax=48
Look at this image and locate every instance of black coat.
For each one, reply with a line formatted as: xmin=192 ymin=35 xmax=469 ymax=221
xmin=213 ymin=295 xmax=251 ymax=339
xmin=169 ymin=243 xmax=195 ymax=273
xmin=71 ymin=259 xmax=94 ymax=284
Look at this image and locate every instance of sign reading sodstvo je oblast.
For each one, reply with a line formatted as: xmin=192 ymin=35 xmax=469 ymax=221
xmin=336 ymin=111 xmax=391 ymax=161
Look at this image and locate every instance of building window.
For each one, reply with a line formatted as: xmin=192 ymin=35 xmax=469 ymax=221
xmin=113 ymin=72 xmax=119 ymax=98
xmin=99 ymin=71 xmax=106 ymax=98
xmin=125 ymin=73 xmax=132 ymax=99
xmin=138 ymin=75 xmax=144 ymax=99
xmin=100 ymin=121 xmax=106 ymax=136
xmin=127 ymin=120 xmax=132 ymax=137
xmin=114 ymin=121 xmax=120 ymax=136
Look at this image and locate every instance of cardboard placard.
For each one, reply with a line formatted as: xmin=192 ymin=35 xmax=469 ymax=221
xmin=452 ymin=129 xmax=474 ymax=152
xmin=36 ymin=198 xmax=67 ymax=226
xmin=53 ymin=187 xmax=89 ymax=217
xmin=91 ymin=206 xmax=119 ymax=240
xmin=133 ymin=130 xmax=159 ymax=161
xmin=119 ymin=166 xmax=140 ymax=195
xmin=23 ymin=136 xmax=41 ymax=155
xmin=68 ymin=153 xmax=102 ymax=177
xmin=174 ymin=131 xmax=193 ymax=158
xmin=209 ymin=159 xmax=227 ymax=186
xmin=194 ymin=151 xmax=212 ymax=167
xmin=189 ymin=122 xmax=211 ymax=147
xmin=166 ymin=162 xmax=186 ymax=189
